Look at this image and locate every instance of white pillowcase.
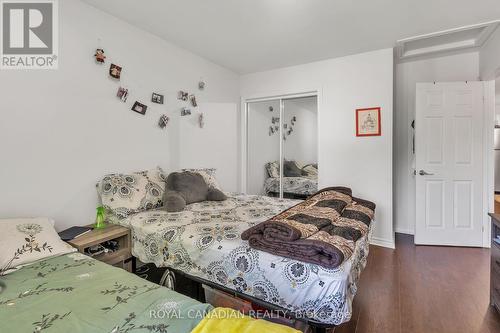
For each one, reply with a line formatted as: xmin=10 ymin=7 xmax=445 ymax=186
xmin=0 ymin=217 xmax=75 ymax=275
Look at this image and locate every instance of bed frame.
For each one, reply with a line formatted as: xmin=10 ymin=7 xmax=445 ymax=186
xmin=267 ymin=191 xmax=310 ymax=200
xmin=162 ymin=267 xmax=335 ymax=333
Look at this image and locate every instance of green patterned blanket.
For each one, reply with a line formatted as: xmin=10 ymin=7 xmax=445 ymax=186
xmin=0 ymin=253 xmax=211 ymax=333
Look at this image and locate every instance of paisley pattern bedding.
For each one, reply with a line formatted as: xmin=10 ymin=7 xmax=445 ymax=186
xmin=96 ymin=167 xmax=167 ymax=218
xmin=110 ymin=194 xmax=371 ymax=325
xmin=264 ymin=177 xmax=318 ymax=196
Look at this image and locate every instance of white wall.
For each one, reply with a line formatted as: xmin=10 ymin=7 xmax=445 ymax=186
xmin=0 ymin=0 xmax=239 ymax=231
xmin=283 ymin=97 xmax=318 ymax=164
xmin=496 ymin=78 xmax=500 ymax=121
xmin=241 ymin=49 xmax=395 ymax=248
xmin=480 ymin=26 xmax=500 ymax=80
xmin=173 ymin=103 xmax=239 ymax=192
xmin=394 ymin=52 xmax=480 ymax=234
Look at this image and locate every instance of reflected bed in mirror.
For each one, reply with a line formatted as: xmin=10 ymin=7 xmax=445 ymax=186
xmin=264 ymin=161 xmax=318 ymax=199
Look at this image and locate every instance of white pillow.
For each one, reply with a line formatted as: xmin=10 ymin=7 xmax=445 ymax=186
xmin=0 ymin=217 xmax=75 ymax=275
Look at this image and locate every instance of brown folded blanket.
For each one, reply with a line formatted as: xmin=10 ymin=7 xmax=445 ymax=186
xmin=241 ymin=187 xmax=375 ymax=269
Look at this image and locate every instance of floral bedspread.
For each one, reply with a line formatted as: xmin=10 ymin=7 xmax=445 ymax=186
xmin=112 ymin=194 xmax=371 ymax=325
xmin=264 ymin=177 xmax=318 ymax=196
xmin=0 ymin=253 xmax=211 ymax=333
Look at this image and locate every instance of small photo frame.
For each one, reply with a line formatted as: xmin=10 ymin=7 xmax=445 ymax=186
xmin=356 ymin=107 xmax=381 ymax=136
xmin=178 ymin=91 xmax=188 ymax=101
xmin=109 ymin=64 xmax=122 ymax=79
xmin=94 ymin=48 xmax=106 ymax=63
xmin=158 ymin=114 xmax=169 ymax=129
xmin=151 ymin=93 xmax=164 ymax=104
xmin=131 ymin=101 xmax=147 ymax=115
xmin=189 ymin=94 xmax=197 ymax=107
xmin=199 ymin=113 xmax=205 ymax=128
xmin=117 ymin=87 xmax=129 ymax=102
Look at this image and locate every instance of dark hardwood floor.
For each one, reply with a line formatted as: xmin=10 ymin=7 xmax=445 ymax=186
xmin=335 ymin=233 xmax=500 ymax=333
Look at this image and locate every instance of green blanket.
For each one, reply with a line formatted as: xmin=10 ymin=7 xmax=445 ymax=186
xmin=0 ymin=253 xmax=212 ymax=333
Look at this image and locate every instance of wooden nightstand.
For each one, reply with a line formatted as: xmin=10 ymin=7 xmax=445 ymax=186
xmin=66 ymin=224 xmax=134 ymax=272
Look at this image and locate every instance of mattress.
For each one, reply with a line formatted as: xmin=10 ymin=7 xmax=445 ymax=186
xmin=264 ymin=177 xmax=318 ymax=196
xmin=110 ymin=194 xmax=370 ymax=325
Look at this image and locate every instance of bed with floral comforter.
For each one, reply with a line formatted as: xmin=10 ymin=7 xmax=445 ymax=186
xmin=110 ymin=194 xmax=371 ymax=325
xmin=264 ymin=177 xmax=318 ymax=196
xmin=0 ymin=253 xmax=211 ymax=333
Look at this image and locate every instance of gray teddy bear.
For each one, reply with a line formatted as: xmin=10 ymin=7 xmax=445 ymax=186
xmin=162 ymin=171 xmax=227 ymax=212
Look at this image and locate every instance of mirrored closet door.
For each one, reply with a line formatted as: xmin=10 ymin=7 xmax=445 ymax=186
xmin=247 ymin=99 xmax=281 ymax=197
xmin=246 ymin=94 xmax=318 ymax=199
xmin=282 ymin=96 xmax=318 ymax=199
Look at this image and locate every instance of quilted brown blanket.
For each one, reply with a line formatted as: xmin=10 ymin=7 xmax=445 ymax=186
xmin=241 ymin=187 xmax=375 ymax=269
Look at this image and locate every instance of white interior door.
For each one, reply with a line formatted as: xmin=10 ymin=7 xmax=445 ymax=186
xmin=415 ymin=82 xmax=484 ymax=246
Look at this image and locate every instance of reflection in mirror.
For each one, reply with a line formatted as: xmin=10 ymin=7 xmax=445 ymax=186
xmin=246 ymin=95 xmax=318 ymax=199
xmin=247 ymin=99 xmax=280 ymax=196
xmin=280 ymin=96 xmax=318 ymax=199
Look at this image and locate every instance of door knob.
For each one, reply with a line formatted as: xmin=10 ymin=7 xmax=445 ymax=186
xmin=419 ymin=170 xmax=434 ymax=176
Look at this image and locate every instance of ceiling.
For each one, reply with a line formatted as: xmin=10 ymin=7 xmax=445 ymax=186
xmin=82 ymin=0 xmax=500 ymax=74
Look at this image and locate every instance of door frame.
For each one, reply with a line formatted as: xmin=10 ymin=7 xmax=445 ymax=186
xmin=484 ymin=80 xmax=496 ymax=248
xmin=239 ymin=87 xmax=323 ymax=195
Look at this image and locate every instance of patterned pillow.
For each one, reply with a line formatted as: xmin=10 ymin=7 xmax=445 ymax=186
xmin=302 ymin=164 xmax=318 ymax=178
xmin=0 ymin=217 xmax=76 ymax=275
xmin=96 ymin=167 xmax=167 ymax=218
xmin=265 ymin=162 xmax=280 ymax=178
xmin=294 ymin=160 xmax=305 ymax=169
xmin=181 ymin=168 xmax=222 ymax=191
xmin=182 ymin=168 xmax=216 ymax=177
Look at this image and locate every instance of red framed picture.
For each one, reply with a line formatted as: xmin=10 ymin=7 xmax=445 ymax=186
xmin=356 ymin=107 xmax=381 ymax=136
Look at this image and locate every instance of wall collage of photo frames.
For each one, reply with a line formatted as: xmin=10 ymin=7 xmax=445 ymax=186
xmin=94 ymin=47 xmax=206 ymax=129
